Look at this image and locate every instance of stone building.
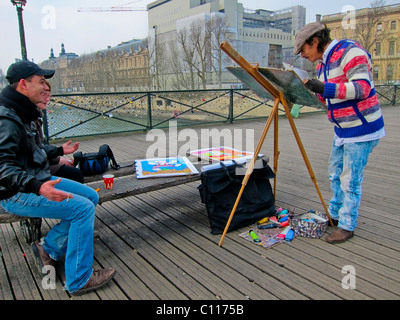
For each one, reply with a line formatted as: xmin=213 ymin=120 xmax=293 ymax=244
xmin=322 ymin=3 xmax=400 ymax=84
xmin=40 ymin=40 xmax=150 ymax=93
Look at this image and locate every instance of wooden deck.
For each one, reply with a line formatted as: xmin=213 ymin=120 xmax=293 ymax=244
xmin=1 ymin=105 xmax=399 ymax=301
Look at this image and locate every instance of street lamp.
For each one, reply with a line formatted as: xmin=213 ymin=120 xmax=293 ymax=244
xmin=11 ymin=0 xmax=28 ymax=61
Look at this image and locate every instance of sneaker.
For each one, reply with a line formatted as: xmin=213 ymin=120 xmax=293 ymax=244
xmin=70 ymin=268 xmax=116 ymax=296
xmin=31 ymin=240 xmax=56 ymax=269
xmin=325 ymin=228 xmax=354 ymax=244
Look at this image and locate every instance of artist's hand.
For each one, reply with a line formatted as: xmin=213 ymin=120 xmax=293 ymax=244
xmin=62 ymin=140 xmax=80 ymax=155
xmin=304 ymin=79 xmax=325 ymax=95
xmin=39 ymin=178 xmax=73 ymax=202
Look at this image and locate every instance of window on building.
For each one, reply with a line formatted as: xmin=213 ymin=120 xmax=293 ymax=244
xmin=389 ymin=41 xmax=396 ymax=55
xmin=390 ymin=21 xmax=397 ymax=30
xmin=375 ymin=42 xmax=381 ymax=56
xmin=373 ymin=65 xmax=379 ymax=80
xmin=387 ymin=64 xmax=393 ymax=81
xmin=377 ymin=22 xmax=383 ymax=31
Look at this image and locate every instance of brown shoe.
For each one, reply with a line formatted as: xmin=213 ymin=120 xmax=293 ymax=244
xmin=70 ymin=268 xmax=116 ymax=296
xmin=325 ymin=228 xmax=354 ymax=244
xmin=31 ymin=240 xmax=56 ymax=268
xmin=330 ymin=219 xmax=339 ymax=227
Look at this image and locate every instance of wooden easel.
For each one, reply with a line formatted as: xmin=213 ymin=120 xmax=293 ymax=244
xmin=218 ymin=41 xmax=333 ymax=247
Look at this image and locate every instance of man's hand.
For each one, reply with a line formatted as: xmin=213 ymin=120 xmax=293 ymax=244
xmin=304 ymin=79 xmax=325 ymax=95
xmin=62 ymin=140 xmax=80 ymax=155
xmin=58 ymin=157 xmax=74 ymax=167
xmin=39 ymin=178 xmax=73 ymax=202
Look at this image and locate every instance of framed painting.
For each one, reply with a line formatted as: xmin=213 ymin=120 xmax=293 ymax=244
xmin=189 ymin=146 xmax=256 ymax=162
xmin=135 ymin=157 xmax=199 ymax=179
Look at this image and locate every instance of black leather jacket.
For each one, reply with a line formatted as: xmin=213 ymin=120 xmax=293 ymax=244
xmin=0 ymin=86 xmax=59 ymax=200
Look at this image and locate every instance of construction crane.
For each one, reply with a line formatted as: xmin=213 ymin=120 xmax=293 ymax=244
xmin=77 ymin=7 xmax=147 ymax=12
xmin=78 ymin=0 xmax=148 ymax=12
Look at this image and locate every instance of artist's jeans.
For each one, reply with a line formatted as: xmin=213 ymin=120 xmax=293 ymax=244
xmin=328 ymin=139 xmax=379 ymax=231
xmin=0 ymin=176 xmax=99 ymax=293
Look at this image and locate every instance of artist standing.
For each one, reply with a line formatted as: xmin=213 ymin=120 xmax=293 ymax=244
xmin=293 ymin=22 xmax=385 ymax=244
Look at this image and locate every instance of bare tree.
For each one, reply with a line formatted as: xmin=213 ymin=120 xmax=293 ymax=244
xmin=176 ymin=26 xmax=197 ymax=90
xmin=354 ymin=0 xmax=387 ymax=52
xmin=148 ymin=31 xmax=170 ymax=90
xmin=207 ymin=14 xmax=231 ymax=88
xmin=189 ymin=19 xmax=210 ymax=89
xmin=169 ymin=39 xmax=194 ymax=90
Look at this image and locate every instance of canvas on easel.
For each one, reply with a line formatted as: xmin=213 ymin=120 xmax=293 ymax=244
xmin=217 ymin=41 xmax=333 ymax=247
xmin=226 ymin=66 xmax=326 ymax=109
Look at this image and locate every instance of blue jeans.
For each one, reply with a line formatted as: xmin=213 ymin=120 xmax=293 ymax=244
xmin=328 ymin=139 xmax=379 ymax=231
xmin=0 ymin=176 xmax=99 ymax=293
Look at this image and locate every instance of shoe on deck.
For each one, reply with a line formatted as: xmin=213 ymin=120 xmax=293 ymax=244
xmin=69 ymin=268 xmax=116 ymax=296
xmin=31 ymin=240 xmax=56 ymax=269
xmin=325 ymin=228 xmax=354 ymax=244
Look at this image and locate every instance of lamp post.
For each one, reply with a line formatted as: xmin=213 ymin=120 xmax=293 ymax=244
xmin=11 ymin=0 xmax=28 ymax=61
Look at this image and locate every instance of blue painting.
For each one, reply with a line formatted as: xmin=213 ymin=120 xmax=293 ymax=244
xmin=135 ymin=157 xmax=199 ymax=179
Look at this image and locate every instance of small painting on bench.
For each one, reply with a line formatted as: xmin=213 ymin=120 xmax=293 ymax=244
xmin=189 ymin=146 xmax=256 ymax=162
xmin=135 ymin=157 xmax=199 ymax=179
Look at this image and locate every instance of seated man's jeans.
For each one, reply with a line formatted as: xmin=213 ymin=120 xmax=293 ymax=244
xmin=0 ymin=176 xmax=99 ymax=293
xmin=328 ymin=139 xmax=379 ymax=232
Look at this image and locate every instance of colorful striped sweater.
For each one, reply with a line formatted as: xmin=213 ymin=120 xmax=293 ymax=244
xmin=316 ymin=39 xmax=384 ymax=138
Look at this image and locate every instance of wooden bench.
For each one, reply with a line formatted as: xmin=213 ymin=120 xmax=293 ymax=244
xmin=87 ymin=163 xmax=202 ymax=203
xmin=0 ymin=162 xmax=203 ymax=242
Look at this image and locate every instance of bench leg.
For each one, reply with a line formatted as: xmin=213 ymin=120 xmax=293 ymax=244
xmin=20 ymin=218 xmax=42 ymax=243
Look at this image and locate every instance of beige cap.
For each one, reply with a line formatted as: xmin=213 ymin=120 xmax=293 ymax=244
xmin=293 ymin=22 xmax=326 ymax=55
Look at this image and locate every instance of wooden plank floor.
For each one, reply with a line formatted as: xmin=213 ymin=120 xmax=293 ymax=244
xmin=1 ymin=105 xmax=399 ymax=301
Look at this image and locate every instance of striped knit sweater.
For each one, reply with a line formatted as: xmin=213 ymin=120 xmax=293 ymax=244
xmin=316 ymin=39 xmax=384 ymax=138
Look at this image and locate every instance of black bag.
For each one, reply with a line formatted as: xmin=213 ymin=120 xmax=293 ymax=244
xmin=198 ymin=159 xmax=275 ymax=234
xmin=73 ymin=144 xmax=120 ymax=176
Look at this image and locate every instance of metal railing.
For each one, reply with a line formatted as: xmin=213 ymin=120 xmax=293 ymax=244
xmin=375 ymin=84 xmax=400 ymax=106
xmin=43 ymin=86 xmax=399 ymax=142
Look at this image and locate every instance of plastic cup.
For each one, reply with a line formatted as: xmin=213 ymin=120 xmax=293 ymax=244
xmin=103 ymin=174 xmax=114 ymax=190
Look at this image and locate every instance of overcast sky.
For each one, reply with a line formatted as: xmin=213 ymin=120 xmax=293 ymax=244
xmin=1 ymin=0 xmax=399 ymax=73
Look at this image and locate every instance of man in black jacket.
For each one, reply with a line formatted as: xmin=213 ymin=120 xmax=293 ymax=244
xmin=0 ymin=61 xmax=115 ymax=296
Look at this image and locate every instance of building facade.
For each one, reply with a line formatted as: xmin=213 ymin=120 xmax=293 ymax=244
xmin=147 ymin=0 xmax=305 ymax=89
xmin=322 ymin=3 xmax=400 ymax=84
xmin=40 ymin=41 xmax=150 ymax=93
xmin=39 ymin=0 xmax=305 ymax=92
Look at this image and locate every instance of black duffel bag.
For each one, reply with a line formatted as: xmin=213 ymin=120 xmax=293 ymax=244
xmin=73 ymin=144 xmax=120 ymax=176
xmin=198 ymin=159 xmax=275 ymax=234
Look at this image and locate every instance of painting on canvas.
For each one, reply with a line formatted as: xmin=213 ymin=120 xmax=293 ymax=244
xmin=189 ymin=146 xmax=254 ymax=162
xmin=135 ymin=157 xmax=199 ymax=179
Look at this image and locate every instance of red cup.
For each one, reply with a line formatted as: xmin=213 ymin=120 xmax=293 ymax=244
xmin=103 ymin=174 xmax=114 ymax=190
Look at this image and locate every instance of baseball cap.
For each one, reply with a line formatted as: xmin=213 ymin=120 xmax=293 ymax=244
xmin=293 ymin=22 xmax=326 ymax=55
xmin=6 ymin=60 xmax=55 ymax=84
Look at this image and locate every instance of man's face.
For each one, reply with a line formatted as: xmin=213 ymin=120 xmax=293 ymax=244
xmin=20 ymin=75 xmax=49 ymax=105
xmin=300 ymin=38 xmax=322 ymax=63
xmin=37 ymin=87 xmax=51 ymax=110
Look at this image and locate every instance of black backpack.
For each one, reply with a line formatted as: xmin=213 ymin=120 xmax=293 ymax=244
xmin=73 ymin=144 xmax=120 ymax=176
xmin=198 ymin=159 xmax=275 ymax=234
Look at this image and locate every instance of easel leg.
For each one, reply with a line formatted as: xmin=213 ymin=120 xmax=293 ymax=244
xmin=273 ymin=106 xmax=280 ymax=198
xmin=218 ymin=98 xmax=280 ymax=247
xmin=279 ymin=94 xmax=334 ymax=227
